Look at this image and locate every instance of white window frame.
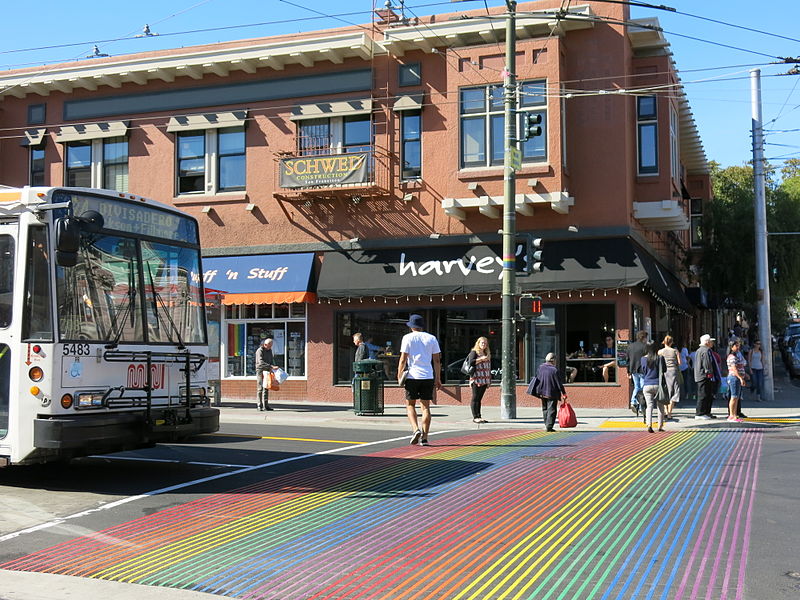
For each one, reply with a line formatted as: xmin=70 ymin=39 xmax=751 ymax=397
xmin=636 ymin=95 xmax=658 ymax=176
xmin=176 ymin=127 xmax=246 ymax=196
xmin=221 ymin=303 xmax=308 ymax=380
xmin=459 ymin=80 xmax=548 ymax=169
xmin=29 ymin=146 xmax=46 ymax=187
xmin=63 ymin=137 xmax=129 ymax=192
xmin=670 ymin=105 xmax=680 ymax=182
xmin=400 ymin=110 xmax=422 ymax=180
xmin=297 ymin=115 xmax=373 ymax=156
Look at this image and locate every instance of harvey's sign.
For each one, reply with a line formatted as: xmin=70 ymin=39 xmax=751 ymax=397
xmin=279 ymin=153 xmax=369 ymax=188
xmin=317 ymin=244 xmax=535 ymax=298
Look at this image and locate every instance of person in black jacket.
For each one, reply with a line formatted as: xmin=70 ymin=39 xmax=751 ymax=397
xmin=531 ymin=353 xmax=568 ymax=432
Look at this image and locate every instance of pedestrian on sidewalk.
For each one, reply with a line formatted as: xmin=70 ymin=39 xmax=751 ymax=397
xmin=627 ymin=330 xmax=648 ymax=416
xmin=748 ymin=340 xmax=765 ymax=401
xmin=679 ymin=339 xmax=693 ymax=404
xmin=658 ymin=335 xmax=682 ymax=420
xmin=466 ymin=336 xmax=492 ymax=423
xmin=398 ymin=314 xmax=442 ymax=446
xmin=255 ymin=338 xmax=276 ymax=412
xmin=641 ymin=341 xmax=667 ymax=432
xmin=532 ymin=352 xmax=567 ymax=432
xmin=694 ymin=334 xmax=718 ymax=420
xmin=726 ymin=340 xmax=748 ymax=422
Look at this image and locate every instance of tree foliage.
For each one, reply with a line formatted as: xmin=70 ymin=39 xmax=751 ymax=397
xmin=701 ymin=162 xmax=800 ymax=325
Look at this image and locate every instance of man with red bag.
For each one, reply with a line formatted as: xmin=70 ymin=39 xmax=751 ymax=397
xmin=531 ymin=353 xmax=568 ymax=432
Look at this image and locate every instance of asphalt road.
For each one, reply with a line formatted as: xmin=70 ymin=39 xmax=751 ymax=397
xmin=1 ymin=421 xmax=798 ymax=599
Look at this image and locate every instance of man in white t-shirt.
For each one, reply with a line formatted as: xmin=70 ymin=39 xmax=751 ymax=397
xmin=398 ymin=314 xmax=442 ymax=446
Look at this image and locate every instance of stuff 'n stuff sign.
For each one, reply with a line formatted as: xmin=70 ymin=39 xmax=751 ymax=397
xmin=279 ymin=153 xmax=369 ymax=188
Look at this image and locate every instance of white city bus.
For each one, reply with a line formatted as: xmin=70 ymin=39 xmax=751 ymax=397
xmin=0 ymin=186 xmax=219 ymax=466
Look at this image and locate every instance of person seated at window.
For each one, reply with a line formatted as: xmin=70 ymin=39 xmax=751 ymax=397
xmin=600 ymin=335 xmax=617 ymax=382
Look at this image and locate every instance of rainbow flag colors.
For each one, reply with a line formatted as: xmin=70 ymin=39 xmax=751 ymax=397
xmin=228 ymin=323 xmax=245 ymax=357
xmin=2 ymin=430 xmax=761 ymax=599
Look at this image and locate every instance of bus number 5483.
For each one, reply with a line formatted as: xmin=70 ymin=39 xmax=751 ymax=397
xmin=62 ymin=343 xmax=91 ymax=356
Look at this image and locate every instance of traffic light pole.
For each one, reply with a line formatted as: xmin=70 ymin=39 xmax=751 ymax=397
xmin=500 ymin=0 xmax=517 ymax=420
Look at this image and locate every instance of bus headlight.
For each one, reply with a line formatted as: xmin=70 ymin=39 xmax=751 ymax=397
xmin=29 ymin=366 xmax=44 ymax=381
xmin=76 ymin=392 xmax=106 ymax=408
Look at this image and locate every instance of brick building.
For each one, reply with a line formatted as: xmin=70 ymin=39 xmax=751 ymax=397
xmin=0 ymin=1 xmax=710 ymax=408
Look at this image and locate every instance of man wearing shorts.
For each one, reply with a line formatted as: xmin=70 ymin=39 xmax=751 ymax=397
xmin=398 ymin=314 xmax=442 ymax=446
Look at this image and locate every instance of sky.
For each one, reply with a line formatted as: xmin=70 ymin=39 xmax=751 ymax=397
xmin=1 ymin=0 xmax=798 ymax=170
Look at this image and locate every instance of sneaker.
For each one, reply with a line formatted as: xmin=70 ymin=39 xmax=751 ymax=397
xmin=410 ymin=429 xmax=422 ymax=445
xmin=695 ymin=415 xmax=711 ymax=420
xmin=708 ymin=414 xmax=717 ymax=419
xmin=420 ymin=437 xmax=430 ymax=446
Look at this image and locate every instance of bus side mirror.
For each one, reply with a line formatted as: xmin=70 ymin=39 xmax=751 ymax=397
xmin=55 ymin=218 xmax=80 ymax=267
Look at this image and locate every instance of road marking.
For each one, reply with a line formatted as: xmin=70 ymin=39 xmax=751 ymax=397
xmin=599 ymin=420 xmax=649 ymax=428
xmin=208 ymin=433 xmax=367 ymax=444
xmin=0 ymin=431 xmax=458 ymax=543
xmin=87 ymin=455 xmax=252 ymax=468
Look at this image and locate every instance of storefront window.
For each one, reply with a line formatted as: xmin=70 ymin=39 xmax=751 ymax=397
xmin=224 ymin=303 xmax=306 ymax=377
xmin=334 ymin=308 xmax=526 ymax=385
xmin=563 ymin=303 xmax=617 ymax=383
xmin=335 ymin=310 xmax=413 ymax=383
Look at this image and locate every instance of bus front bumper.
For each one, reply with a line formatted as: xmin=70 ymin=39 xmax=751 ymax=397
xmin=33 ymin=407 xmax=220 ymax=451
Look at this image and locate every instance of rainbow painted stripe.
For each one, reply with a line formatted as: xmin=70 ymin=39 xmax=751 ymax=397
xmin=1 ymin=430 xmax=760 ymax=599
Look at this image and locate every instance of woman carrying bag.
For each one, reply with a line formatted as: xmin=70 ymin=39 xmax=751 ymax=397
xmin=658 ymin=335 xmax=682 ymax=421
xmin=467 ymin=337 xmax=492 ymax=423
xmin=641 ymin=341 xmax=668 ymax=433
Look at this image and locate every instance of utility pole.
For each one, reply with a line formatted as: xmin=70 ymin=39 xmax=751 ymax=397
xmin=500 ymin=0 xmax=518 ymax=420
xmin=751 ymin=68 xmax=775 ymax=401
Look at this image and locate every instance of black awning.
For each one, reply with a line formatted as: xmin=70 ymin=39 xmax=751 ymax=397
xmin=317 ymin=237 xmax=694 ymax=312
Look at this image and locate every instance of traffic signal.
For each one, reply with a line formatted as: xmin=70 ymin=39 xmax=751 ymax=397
xmin=519 ymin=294 xmax=542 ymax=318
xmin=521 ymin=112 xmax=542 ymax=141
xmin=528 ymin=237 xmax=544 ymax=273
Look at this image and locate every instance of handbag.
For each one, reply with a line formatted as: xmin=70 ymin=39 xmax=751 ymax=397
xmin=268 ymin=371 xmax=280 ymax=391
xmin=273 ymin=367 xmax=289 ymax=385
xmin=526 ymin=376 xmax=542 ymax=398
xmin=656 ymin=357 xmax=670 ymax=405
xmin=558 ymin=401 xmax=577 ymax=428
xmin=460 ymin=355 xmax=475 ymax=376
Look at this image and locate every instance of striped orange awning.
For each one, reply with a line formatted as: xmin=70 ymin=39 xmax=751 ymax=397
xmin=221 ymin=291 xmax=317 ymax=305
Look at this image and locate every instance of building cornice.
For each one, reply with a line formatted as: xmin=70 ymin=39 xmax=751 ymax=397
xmin=0 ymin=32 xmax=382 ymax=100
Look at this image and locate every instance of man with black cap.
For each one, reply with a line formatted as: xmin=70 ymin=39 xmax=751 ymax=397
xmin=398 ymin=314 xmax=441 ymax=446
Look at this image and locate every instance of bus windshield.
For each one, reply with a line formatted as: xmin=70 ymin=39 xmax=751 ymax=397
xmin=56 ymin=232 xmax=206 ymax=345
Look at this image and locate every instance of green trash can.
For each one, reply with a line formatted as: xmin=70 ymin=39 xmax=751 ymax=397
xmin=353 ymin=359 xmax=385 ymax=415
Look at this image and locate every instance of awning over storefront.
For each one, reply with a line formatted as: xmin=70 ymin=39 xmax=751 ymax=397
xmin=316 ymin=238 xmax=693 ymax=313
xmin=203 ymin=253 xmax=316 ymax=305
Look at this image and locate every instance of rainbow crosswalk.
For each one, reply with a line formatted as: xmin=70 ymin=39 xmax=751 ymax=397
xmin=1 ymin=430 xmax=761 ymax=599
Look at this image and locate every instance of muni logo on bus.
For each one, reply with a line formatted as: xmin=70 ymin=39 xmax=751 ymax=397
xmin=127 ymin=364 xmax=167 ymax=389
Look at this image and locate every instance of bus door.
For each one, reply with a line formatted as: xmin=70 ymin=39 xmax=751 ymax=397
xmin=0 ymin=225 xmax=16 ymax=442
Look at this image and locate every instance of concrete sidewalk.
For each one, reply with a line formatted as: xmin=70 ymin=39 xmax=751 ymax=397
xmin=217 ymin=371 xmax=800 ymax=433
